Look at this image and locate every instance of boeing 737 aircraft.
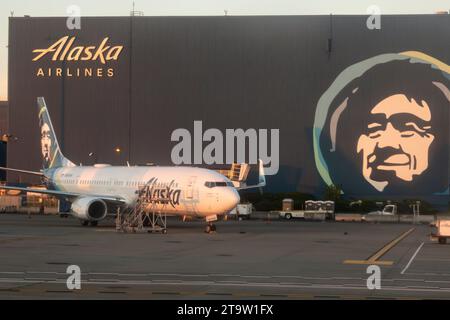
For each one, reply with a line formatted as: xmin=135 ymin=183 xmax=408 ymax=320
xmin=0 ymin=97 xmax=265 ymax=233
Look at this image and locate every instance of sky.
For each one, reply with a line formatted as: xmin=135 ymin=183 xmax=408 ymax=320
xmin=1 ymin=0 xmax=450 ymax=101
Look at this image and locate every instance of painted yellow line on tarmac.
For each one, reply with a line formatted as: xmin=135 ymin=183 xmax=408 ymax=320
xmin=343 ymin=260 xmax=394 ymax=266
xmin=343 ymin=228 xmax=415 ymax=266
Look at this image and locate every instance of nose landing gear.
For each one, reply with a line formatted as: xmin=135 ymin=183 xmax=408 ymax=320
xmin=205 ymin=222 xmax=217 ymax=234
xmin=205 ymin=215 xmax=218 ymax=234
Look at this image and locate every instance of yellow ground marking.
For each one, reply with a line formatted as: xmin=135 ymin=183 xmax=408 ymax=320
xmin=343 ymin=228 xmax=415 ymax=266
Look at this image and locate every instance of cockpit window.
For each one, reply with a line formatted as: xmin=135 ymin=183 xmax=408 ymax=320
xmin=204 ymin=181 xmax=234 ymax=188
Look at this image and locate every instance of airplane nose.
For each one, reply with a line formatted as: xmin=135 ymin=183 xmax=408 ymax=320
xmin=227 ymin=188 xmax=240 ymax=211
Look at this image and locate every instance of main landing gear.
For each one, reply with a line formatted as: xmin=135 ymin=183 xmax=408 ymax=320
xmin=80 ymin=220 xmax=98 ymax=227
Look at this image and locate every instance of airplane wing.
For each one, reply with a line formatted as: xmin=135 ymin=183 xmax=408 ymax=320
xmin=0 ymin=185 xmax=126 ymax=204
xmin=0 ymin=167 xmax=44 ymax=176
xmin=235 ymin=159 xmax=266 ymax=191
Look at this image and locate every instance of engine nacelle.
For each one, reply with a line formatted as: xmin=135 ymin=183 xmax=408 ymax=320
xmin=71 ymin=197 xmax=107 ymax=221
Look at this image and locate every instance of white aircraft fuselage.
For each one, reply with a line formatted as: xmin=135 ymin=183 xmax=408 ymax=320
xmin=46 ymin=164 xmax=240 ymax=219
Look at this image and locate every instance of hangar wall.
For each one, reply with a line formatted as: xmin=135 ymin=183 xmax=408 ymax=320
xmin=8 ymin=15 xmax=450 ymax=202
xmin=0 ymin=101 xmax=8 ymax=180
xmin=0 ymin=101 xmax=8 ymax=136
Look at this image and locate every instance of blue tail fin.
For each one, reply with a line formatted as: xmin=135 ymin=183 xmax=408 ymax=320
xmin=37 ymin=97 xmax=75 ymax=170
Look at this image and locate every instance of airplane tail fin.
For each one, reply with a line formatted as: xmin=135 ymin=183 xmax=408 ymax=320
xmin=37 ymin=97 xmax=75 ymax=170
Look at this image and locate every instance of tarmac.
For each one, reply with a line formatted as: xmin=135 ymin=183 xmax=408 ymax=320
xmin=0 ymin=213 xmax=449 ymax=299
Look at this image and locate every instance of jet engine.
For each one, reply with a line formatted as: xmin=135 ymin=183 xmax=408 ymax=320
xmin=71 ymin=197 xmax=108 ymax=221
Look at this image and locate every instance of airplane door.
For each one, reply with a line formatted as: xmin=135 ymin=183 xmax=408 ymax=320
xmin=185 ymin=176 xmax=197 ymax=200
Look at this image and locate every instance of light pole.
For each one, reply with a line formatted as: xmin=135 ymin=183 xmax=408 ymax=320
xmin=88 ymin=152 xmax=98 ymax=164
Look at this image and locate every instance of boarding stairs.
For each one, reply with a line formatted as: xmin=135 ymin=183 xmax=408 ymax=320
xmin=116 ymin=181 xmax=167 ymax=234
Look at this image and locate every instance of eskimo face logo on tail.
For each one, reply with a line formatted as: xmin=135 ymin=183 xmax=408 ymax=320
xmin=141 ymin=178 xmax=181 ymax=208
xmin=40 ymin=122 xmax=52 ymax=168
xmin=314 ymin=52 xmax=450 ymax=195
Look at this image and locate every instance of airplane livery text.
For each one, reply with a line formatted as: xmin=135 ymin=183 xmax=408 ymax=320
xmin=139 ymin=178 xmax=182 ymax=208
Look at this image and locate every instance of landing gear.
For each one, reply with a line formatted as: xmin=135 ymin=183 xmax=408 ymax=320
xmin=90 ymin=221 xmax=98 ymax=227
xmin=205 ymin=223 xmax=217 ymax=234
xmin=80 ymin=220 xmax=98 ymax=227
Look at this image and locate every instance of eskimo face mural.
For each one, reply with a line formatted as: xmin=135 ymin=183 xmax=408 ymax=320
xmin=357 ymin=93 xmax=436 ymax=191
xmin=314 ymin=52 xmax=450 ymax=195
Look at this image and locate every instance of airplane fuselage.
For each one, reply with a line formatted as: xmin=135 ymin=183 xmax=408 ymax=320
xmin=45 ymin=165 xmax=240 ymax=218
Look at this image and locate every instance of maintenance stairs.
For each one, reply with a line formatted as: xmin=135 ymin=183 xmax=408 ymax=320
xmin=116 ymin=182 xmax=168 ymax=234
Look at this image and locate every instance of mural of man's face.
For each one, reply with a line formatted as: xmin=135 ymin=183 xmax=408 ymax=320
xmin=41 ymin=123 xmax=52 ymax=163
xmin=356 ymin=94 xmax=435 ymax=192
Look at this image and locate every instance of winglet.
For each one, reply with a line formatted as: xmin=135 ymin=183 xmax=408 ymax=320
xmin=258 ymin=159 xmax=266 ymax=187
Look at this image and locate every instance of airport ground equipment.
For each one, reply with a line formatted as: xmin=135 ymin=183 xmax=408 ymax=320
xmin=335 ymin=213 xmax=363 ymax=222
xmin=229 ymin=163 xmax=250 ymax=182
xmin=228 ymin=203 xmax=253 ymax=220
xmin=215 ymin=163 xmax=250 ymax=188
xmin=382 ymin=204 xmax=397 ymax=215
xmin=116 ymin=183 xmax=167 ymax=234
xmin=277 ymin=200 xmax=333 ymax=220
xmin=0 ymin=194 xmax=59 ymax=214
xmin=279 ymin=210 xmax=305 ymax=220
xmin=365 ymin=203 xmax=428 ymax=224
xmin=282 ymin=198 xmax=294 ymax=211
xmin=431 ymin=219 xmax=450 ymax=244
xmin=0 ymin=195 xmax=21 ymax=212
xmin=411 ymin=201 xmax=421 ymax=224
xmin=367 ymin=204 xmax=398 ymax=216
xmin=305 ymin=200 xmax=335 ymax=219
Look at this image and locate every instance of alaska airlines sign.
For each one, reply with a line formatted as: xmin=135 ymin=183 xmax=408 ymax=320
xmin=140 ymin=178 xmax=182 ymax=208
xmin=32 ymin=36 xmax=123 ymax=78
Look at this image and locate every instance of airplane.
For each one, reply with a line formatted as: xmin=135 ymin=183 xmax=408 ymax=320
xmin=0 ymin=97 xmax=266 ymax=233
